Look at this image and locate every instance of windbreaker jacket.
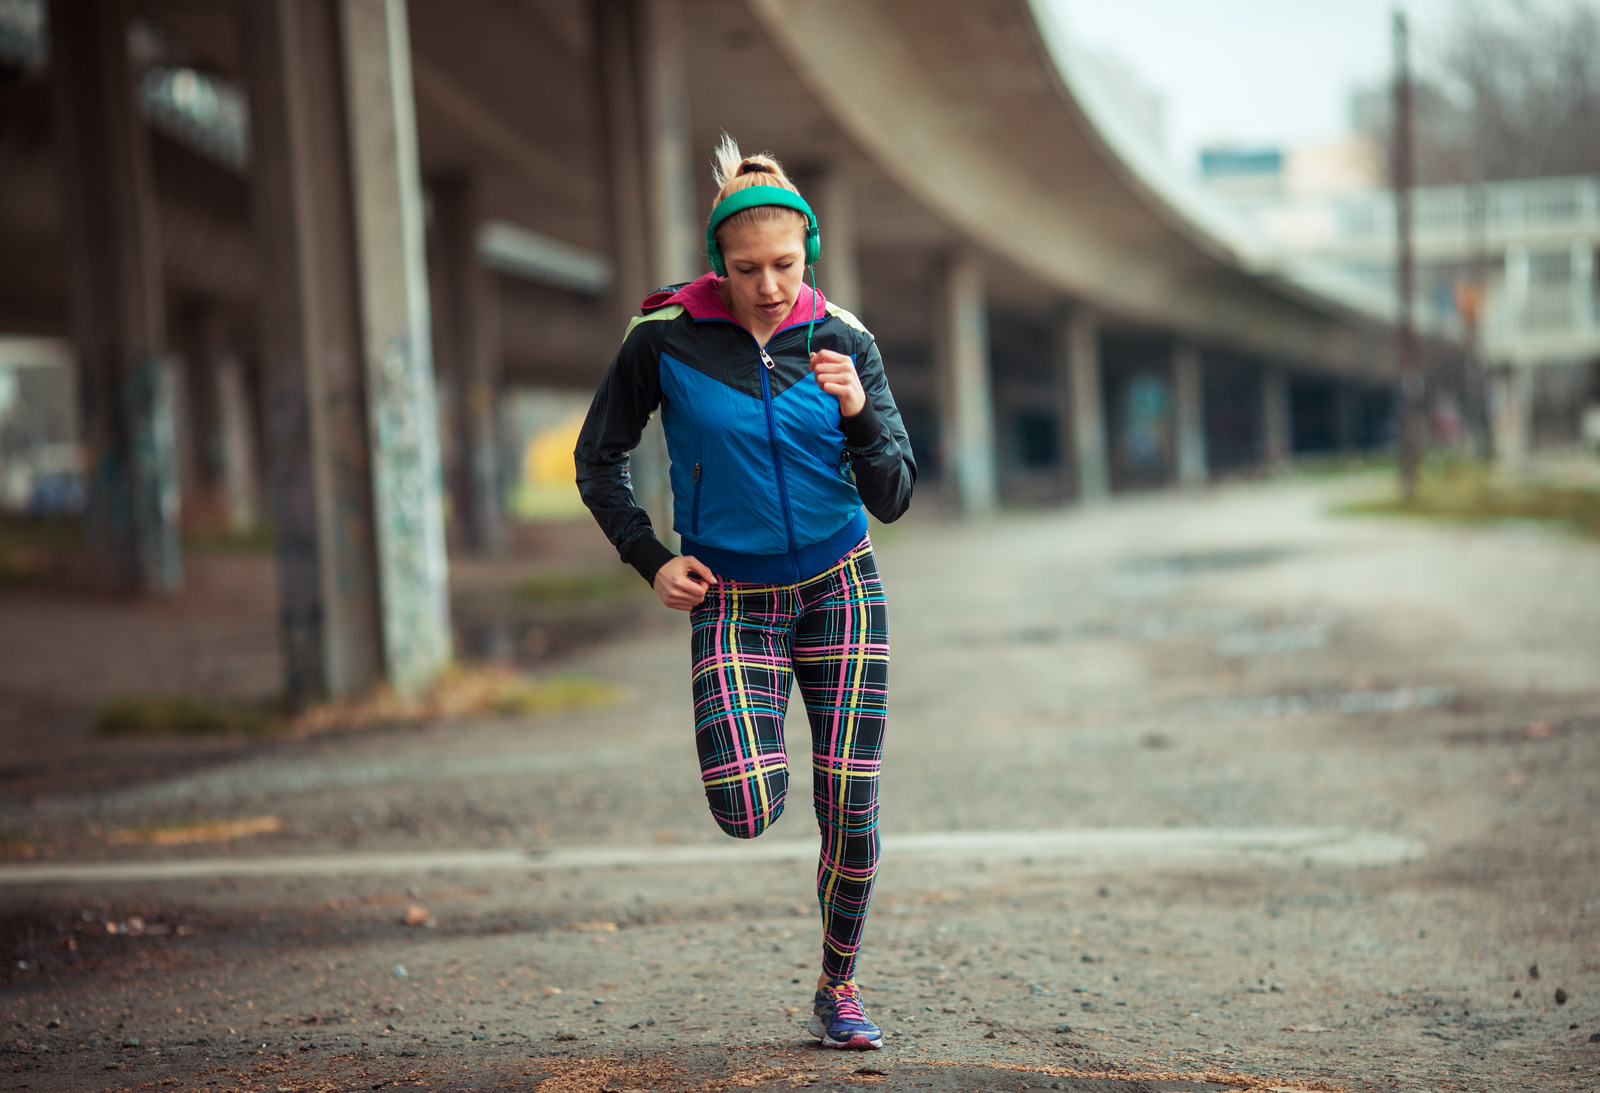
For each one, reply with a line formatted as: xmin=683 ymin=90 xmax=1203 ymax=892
xmin=575 ymin=273 xmax=916 ymax=585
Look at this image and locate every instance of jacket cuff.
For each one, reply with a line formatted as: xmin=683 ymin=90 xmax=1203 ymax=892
xmin=840 ymin=400 xmax=882 ymax=448
xmin=624 ymin=533 xmax=676 ymax=587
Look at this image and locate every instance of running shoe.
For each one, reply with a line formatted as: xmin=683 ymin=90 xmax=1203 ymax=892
xmin=809 ymin=980 xmax=883 ymax=1050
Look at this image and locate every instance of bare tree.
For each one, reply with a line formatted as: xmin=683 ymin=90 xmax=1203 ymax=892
xmin=1355 ymin=0 xmax=1600 ymax=184
xmin=1442 ymin=0 xmax=1600 ymax=179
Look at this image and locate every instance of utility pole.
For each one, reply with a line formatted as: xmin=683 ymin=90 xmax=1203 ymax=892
xmin=1392 ymin=9 xmax=1422 ymax=501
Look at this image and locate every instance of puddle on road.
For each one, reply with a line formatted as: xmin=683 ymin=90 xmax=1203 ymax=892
xmin=980 ymin=609 xmax=1335 ymax=660
xmin=1216 ymin=623 xmax=1329 ymax=658
xmin=1106 ymin=546 xmax=1303 ymax=602
xmin=1196 ymin=687 xmax=1451 ymax=721
xmin=1117 ymin=546 xmax=1302 ymax=575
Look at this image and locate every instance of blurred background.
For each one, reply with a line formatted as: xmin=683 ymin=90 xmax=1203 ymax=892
xmin=0 ymin=0 xmax=1596 ymax=738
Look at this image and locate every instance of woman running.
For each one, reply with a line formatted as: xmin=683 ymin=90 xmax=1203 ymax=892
xmin=575 ymin=136 xmax=916 ymax=1050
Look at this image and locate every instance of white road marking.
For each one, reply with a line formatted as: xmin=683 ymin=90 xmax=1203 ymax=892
xmin=0 ymin=826 xmax=1421 ymax=885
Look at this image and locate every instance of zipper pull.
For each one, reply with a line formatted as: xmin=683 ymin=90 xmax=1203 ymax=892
xmin=692 ymin=462 xmax=701 ymax=481
xmin=760 ymin=348 xmax=775 ymax=370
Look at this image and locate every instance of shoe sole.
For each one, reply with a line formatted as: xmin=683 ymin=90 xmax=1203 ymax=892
xmin=808 ymin=1019 xmax=883 ymax=1050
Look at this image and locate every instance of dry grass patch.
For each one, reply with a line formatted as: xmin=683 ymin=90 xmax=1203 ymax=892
xmin=1337 ymin=462 xmax=1600 ymax=540
xmin=291 ymin=664 xmax=620 ymax=736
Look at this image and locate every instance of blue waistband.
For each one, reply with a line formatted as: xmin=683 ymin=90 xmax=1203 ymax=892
xmin=682 ymin=508 xmax=867 ymax=585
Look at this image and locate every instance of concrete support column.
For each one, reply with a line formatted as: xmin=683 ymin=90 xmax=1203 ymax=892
xmin=339 ymin=0 xmax=452 ymax=694
xmin=814 ymin=166 xmax=862 ymax=318
xmin=172 ymin=309 xmax=215 ymax=522
xmin=1490 ymin=366 xmax=1532 ymax=466
xmin=429 ymin=175 xmax=505 ymax=557
xmin=597 ymin=0 xmax=649 ymax=313
xmin=1172 ymin=341 xmax=1207 ymax=488
xmin=638 ymin=0 xmax=698 ymax=286
xmin=184 ymin=304 xmax=260 ymax=533
xmin=205 ymin=317 xmax=261 ymax=534
xmin=623 ymin=0 xmax=694 ymax=547
xmin=1055 ymin=307 xmax=1108 ymax=503
xmin=246 ymin=0 xmax=457 ymax=703
xmin=50 ymin=0 xmax=182 ymax=593
xmin=244 ymin=0 xmax=382 ymax=703
xmin=1261 ymin=366 xmax=1292 ymax=467
xmin=934 ymin=252 xmax=996 ymax=514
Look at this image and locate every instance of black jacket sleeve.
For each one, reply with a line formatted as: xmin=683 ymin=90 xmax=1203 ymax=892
xmin=837 ymin=334 xmax=917 ymax=523
xmin=574 ymin=320 xmax=677 ymax=586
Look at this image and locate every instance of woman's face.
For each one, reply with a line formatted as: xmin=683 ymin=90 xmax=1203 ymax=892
xmin=717 ymin=216 xmax=807 ymax=339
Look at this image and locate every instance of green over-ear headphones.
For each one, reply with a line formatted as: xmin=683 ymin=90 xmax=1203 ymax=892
xmin=704 ymin=185 xmax=821 ymax=277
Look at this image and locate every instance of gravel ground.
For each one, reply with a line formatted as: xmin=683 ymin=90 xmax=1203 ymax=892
xmin=2 ymin=476 xmax=1598 ymax=1092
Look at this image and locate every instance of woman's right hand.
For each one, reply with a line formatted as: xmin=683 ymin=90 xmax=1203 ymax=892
xmin=652 ymin=555 xmax=718 ymax=610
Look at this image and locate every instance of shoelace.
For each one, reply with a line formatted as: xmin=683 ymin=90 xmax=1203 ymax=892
xmin=824 ymin=985 xmax=866 ymax=1022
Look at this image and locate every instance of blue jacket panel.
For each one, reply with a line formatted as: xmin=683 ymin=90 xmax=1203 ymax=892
xmin=575 ymin=274 xmax=917 ymax=585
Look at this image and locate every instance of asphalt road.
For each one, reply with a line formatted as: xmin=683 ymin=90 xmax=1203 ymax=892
xmin=3 ymin=476 xmax=1598 ymax=1092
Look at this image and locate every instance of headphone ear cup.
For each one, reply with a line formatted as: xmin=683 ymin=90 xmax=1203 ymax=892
xmin=806 ymin=224 xmax=821 ymax=266
xmin=707 ymin=241 xmax=725 ymax=277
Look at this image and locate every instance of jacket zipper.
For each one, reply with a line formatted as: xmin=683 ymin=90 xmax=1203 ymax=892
xmin=690 ymin=461 xmax=703 ymax=537
xmin=757 ymin=344 xmax=800 ymax=577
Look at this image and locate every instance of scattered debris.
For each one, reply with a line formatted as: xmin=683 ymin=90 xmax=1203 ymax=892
xmin=107 ymin=815 xmax=283 ymax=847
xmin=392 ymin=965 xmax=408 ymax=978
xmin=402 ymin=905 xmax=436 ymax=928
xmin=1555 ymin=988 xmax=1568 ymax=1005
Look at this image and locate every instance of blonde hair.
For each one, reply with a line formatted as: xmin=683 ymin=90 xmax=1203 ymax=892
xmin=709 ymin=134 xmax=808 ymax=250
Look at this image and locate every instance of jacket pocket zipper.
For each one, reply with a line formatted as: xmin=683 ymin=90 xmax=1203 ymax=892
xmin=690 ymin=461 xmax=703 ymax=537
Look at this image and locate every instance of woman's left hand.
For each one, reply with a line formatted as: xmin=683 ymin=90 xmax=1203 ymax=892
xmin=811 ymin=350 xmax=866 ymax=418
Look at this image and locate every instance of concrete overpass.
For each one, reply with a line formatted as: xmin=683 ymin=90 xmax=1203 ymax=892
xmin=0 ymin=0 xmax=1400 ymax=701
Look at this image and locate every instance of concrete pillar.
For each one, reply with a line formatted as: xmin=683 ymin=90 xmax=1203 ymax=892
xmin=242 ymin=0 xmax=383 ymax=703
xmin=186 ymin=304 xmax=260 ymax=533
xmin=49 ymin=0 xmax=182 ymax=593
xmin=171 ymin=312 xmax=214 ymax=523
xmin=597 ymin=0 xmax=649 ymax=314
xmin=934 ymin=252 xmax=996 ymax=514
xmin=814 ymin=166 xmax=862 ymax=318
xmin=1055 ymin=306 xmax=1108 ymax=503
xmin=1490 ymin=365 xmax=1532 ymax=465
xmin=1261 ymin=366 xmax=1292 ymax=467
xmin=622 ymin=0 xmax=693 ymax=548
xmin=429 ymin=175 xmax=505 ymax=557
xmin=1172 ymin=341 xmax=1207 ymax=488
xmin=208 ymin=324 xmax=261 ymax=533
xmin=637 ymin=0 xmax=698 ymax=286
xmin=338 ymin=0 xmax=452 ymax=694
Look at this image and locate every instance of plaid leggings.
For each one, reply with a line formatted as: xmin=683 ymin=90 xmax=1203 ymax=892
xmin=689 ymin=538 xmax=888 ymax=983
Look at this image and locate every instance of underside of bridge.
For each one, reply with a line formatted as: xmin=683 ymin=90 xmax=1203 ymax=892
xmin=0 ymin=0 xmax=1402 ymax=701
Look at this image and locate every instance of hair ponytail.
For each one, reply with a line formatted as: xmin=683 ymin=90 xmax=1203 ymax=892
xmin=709 ymin=133 xmax=808 ymax=256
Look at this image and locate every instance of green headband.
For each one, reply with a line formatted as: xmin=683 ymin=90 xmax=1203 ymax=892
xmin=704 ymin=185 xmax=821 ymax=276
